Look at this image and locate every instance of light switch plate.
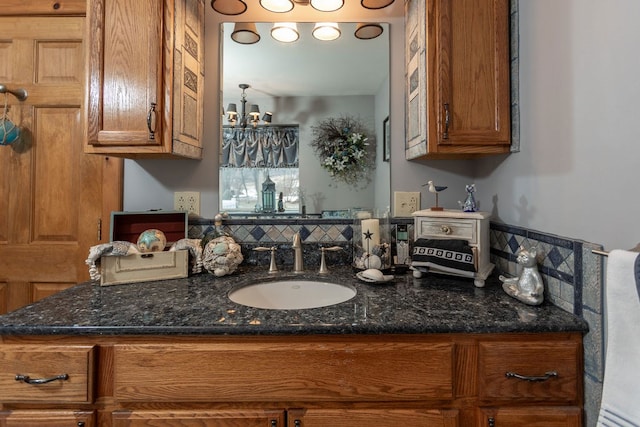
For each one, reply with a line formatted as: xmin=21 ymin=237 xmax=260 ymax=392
xmin=393 ymin=191 xmax=421 ymax=217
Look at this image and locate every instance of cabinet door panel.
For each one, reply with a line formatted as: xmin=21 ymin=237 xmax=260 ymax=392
xmin=112 ymin=410 xmax=285 ymax=427
xmin=0 ymin=410 xmax=94 ymax=427
xmin=87 ymin=0 xmax=163 ymax=148
xmin=478 ymin=406 xmax=582 ymax=427
xmin=289 ymin=408 xmax=458 ymax=427
xmin=437 ymin=0 xmax=510 ymax=148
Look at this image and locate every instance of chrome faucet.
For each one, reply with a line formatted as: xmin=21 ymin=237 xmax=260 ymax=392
xmin=292 ymin=231 xmax=304 ymax=273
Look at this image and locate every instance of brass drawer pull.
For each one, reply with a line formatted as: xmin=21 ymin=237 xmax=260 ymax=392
xmin=505 ymin=370 xmax=558 ymax=382
xmin=15 ymin=373 xmax=69 ymax=385
xmin=440 ymin=225 xmax=452 ymax=234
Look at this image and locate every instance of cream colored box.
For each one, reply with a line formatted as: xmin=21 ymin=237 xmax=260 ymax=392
xmin=100 ymin=250 xmax=189 ymax=286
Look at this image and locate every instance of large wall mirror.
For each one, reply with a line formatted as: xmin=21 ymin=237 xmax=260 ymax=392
xmin=220 ymin=21 xmax=390 ymax=216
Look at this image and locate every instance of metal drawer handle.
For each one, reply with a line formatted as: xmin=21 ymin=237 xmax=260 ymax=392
xmin=147 ymin=102 xmax=157 ymax=140
xmin=15 ymin=373 xmax=69 ymax=385
xmin=443 ymin=102 xmax=450 ymax=139
xmin=440 ymin=225 xmax=451 ymax=234
xmin=505 ymin=370 xmax=558 ymax=382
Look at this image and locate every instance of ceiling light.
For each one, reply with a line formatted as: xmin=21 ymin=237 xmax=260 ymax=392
xmin=226 ymin=84 xmax=272 ymax=128
xmin=210 ymin=0 xmax=247 ymax=15
xmin=310 ymin=0 xmax=344 ymax=12
xmin=361 ymin=0 xmax=395 ymax=9
xmin=312 ymin=22 xmax=341 ymax=41
xmin=260 ymin=0 xmax=294 ymax=13
xmin=271 ymin=22 xmax=300 ymax=43
xmin=231 ymin=22 xmax=260 ymax=44
xmin=354 ymin=23 xmax=384 ymax=40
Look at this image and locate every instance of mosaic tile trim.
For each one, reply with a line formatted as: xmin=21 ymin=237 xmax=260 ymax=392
xmin=490 ymin=221 xmax=604 ymax=427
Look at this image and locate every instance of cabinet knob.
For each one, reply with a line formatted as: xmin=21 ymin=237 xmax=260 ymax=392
xmin=440 ymin=225 xmax=451 ymax=235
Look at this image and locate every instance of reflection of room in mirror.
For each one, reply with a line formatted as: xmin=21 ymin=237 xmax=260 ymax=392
xmin=221 ymin=21 xmax=392 ymax=214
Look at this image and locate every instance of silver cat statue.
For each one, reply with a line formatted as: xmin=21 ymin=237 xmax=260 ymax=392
xmin=499 ymin=246 xmax=544 ymax=306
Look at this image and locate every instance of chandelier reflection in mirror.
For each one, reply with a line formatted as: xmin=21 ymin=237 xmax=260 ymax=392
xmin=226 ymin=83 xmax=272 ymax=128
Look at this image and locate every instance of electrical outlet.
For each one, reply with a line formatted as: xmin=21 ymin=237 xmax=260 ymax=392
xmin=174 ymin=191 xmax=200 ymax=215
xmin=393 ymin=191 xmax=421 ymax=217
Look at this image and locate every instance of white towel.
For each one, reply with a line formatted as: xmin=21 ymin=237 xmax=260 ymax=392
xmin=597 ymin=249 xmax=640 ymax=427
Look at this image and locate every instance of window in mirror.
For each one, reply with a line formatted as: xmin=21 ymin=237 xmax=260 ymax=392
xmin=220 ymin=167 xmax=299 ymax=212
xmin=220 ymin=125 xmax=300 ymax=213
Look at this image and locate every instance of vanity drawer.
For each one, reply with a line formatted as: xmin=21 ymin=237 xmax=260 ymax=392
xmin=0 ymin=345 xmax=95 ymax=403
xmin=113 ymin=339 xmax=454 ymax=402
xmin=478 ymin=339 xmax=581 ymax=403
xmin=415 ymin=217 xmax=476 ymax=244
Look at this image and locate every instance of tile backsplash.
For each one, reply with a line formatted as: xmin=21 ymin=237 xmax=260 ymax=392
xmin=190 ymin=216 xmax=604 ymax=426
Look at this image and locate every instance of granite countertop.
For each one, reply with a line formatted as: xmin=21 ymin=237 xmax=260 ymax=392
xmin=0 ymin=266 xmax=588 ymax=336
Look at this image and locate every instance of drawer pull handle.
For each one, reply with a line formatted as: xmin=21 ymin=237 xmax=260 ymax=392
xmin=505 ymin=370 xmax=558 ymax=382
xmin=147 ymin=102 xmax=157 ymax=140
xmin=440 ymin=225 xmax=451 ymax=234
xmin=15 ymin=373 xmax=69 ymax=385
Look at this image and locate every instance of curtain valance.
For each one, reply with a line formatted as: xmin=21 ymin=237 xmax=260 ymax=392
xmin=221 ymin=125 xmax=299 ymax=168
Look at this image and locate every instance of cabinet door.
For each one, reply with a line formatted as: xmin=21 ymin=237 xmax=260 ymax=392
xmin=435 ymin=0 xmax=511 ymax=153
xmin=86 ymin=0 xmax=164 ymax=149
xmin=112 ymin=410 xmax=285 ymax=427
xmin=289 ymin=408 xmax=458 ymax=427
xmin=478 ymin=407 xmax=582 ymax=427
xmin=0 ymin=410 xmax=94 ymax=427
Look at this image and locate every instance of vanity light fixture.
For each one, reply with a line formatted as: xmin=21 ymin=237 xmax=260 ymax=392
xmin=226 ymin=84 xmax=272 ymax=128
xmin=360 ymin=0 xmax=395 ymax=9
xmin=312 ymin=22 xmax=341 ymax=41
xmin=354 ymin=22 xmax=384 ymax=40
xmin=260 ymin=0 xmax=294 ymax=13
xmin=210 ymin=0 xmax=247 ymax=15
xmin=310 ymin=0 xmax=344 ymax=12
xmin=231 ymin=22 xmax=260 ymax=44
xmin=271 ymin=22 xmax=300 ymax=43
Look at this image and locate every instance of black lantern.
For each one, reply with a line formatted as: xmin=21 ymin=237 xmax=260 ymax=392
xmin=261 ymin=173 xmax=276 ymax=213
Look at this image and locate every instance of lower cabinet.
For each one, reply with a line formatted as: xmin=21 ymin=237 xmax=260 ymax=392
xmin=478 ymin=407 xmax=583 ymax=427
xmin=112 ymin=409 xmax=456 ymax=427
xmin=0 ymin=410 xmax=94 ymax=426
xmin=0 ymin=333 xmax=583 ymax=427
xmin=112 ymin=409 xmax=285 ymax=427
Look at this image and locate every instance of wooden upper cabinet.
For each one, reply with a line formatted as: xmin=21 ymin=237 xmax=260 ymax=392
xmin=405 ymin=0 xmax=511 ymax=159
xmin=85 ymin=0 xmax=204 ymax=159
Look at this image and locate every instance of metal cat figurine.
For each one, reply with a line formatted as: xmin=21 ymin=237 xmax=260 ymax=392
xmin=499 ymin=245 xmax=544 ymax=305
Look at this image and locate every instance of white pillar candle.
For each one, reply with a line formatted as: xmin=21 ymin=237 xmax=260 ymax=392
xmin=361 ymin=218 xmax=380 ymax=249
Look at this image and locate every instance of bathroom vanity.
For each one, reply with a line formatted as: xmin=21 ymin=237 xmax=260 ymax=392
xmin=0 ymin=268 xmax=586 ymax=426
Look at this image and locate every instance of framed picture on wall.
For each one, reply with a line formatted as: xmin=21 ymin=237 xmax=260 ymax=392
xmin=383 ymin=116 xmax=390 ymax=162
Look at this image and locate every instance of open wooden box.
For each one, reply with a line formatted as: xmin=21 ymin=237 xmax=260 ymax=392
xmin=101 ymin=211 xmax=189 ymax=286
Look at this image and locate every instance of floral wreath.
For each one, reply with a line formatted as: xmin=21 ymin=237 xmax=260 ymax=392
xmin=310 ymin=115 xmax=375 ymax=186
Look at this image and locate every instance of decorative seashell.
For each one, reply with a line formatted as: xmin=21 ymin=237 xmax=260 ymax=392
xmin=362 ymin=268 xmax=384 ymax=281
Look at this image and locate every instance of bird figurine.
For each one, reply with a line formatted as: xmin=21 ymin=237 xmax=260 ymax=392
xmin=423 ymin=180 xmax=447 ymax=211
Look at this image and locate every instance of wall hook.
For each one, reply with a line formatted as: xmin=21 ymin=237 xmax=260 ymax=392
xmin=0 ymin=84 xmax=28 ymax=102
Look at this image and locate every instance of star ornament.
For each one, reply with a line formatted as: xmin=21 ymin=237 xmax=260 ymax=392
xmin=363 ymin=229 xmax=374 ymax=241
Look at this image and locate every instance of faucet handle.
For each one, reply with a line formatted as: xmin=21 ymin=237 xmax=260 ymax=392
xmin=253 ymin=246 xmax=279 ymax=273
xmin=318 ymin=246 xmax=343 ymax=274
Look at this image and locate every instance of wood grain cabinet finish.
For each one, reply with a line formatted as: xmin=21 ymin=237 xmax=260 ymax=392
xmin=0 ymin=410 xmax=95 ymax=427
xmin=0 ymin=345 xmax=95 ymax=404
xmin=0 ymin=333 xmax=583 ymax=427
xmin=85 ymin=0 xmax=204 ymax=159
xmin=406 ymin=0 xmax=511 ymax=159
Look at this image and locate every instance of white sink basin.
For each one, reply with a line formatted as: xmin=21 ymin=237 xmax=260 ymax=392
xmin=228 ymin=280 xmax=356 ymax=310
